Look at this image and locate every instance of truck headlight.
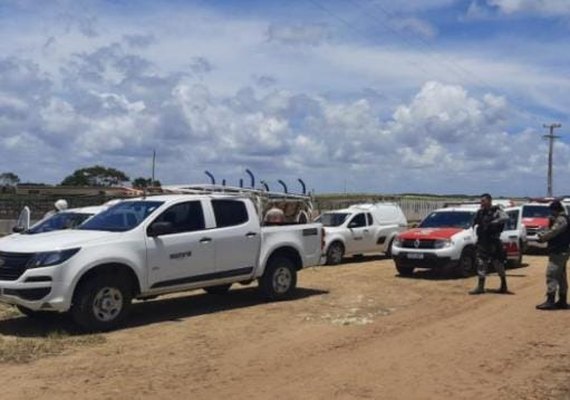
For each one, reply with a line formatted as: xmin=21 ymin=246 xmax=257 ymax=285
xmin=27 ymin=248 xmax=81 ymax=268
xmin=433 ymin=239 xmax=452 ymax=249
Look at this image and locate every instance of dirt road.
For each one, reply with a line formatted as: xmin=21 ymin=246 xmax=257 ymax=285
xmin=0 ymin=255 xmax=569 ymax=400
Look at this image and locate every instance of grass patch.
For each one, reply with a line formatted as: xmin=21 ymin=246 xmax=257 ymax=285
xmin=0 ymin=303 xmax=106 ymax=364
xmin=0 ymin=332 xmax=105 ymax=364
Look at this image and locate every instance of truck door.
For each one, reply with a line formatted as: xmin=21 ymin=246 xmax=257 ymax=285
xmin=347 ymin=213 xmax=370 ymax=252
xmin=208 ymin=199 xmax=260 ymax=276
xmin=146 ymin=200 xmax=215 ymax=289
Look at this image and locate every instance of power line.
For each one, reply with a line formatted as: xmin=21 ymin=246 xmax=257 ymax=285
xmin=542 ymin=123 xmax=561 ymax=197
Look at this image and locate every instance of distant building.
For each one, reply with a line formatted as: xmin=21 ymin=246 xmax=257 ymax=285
xmin=15 ymin=185 xmax=143 ymax=197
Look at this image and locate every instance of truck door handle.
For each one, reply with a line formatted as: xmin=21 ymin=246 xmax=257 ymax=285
xmin=245 ymin=232 xmax=257 ymax=237
xmin=364 ymin=229 xmax=369 ymax=233
xmin=199 ymin=237 xmax=212 ymax=243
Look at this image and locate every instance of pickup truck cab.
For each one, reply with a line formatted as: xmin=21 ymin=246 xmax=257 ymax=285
xmin=319 ymin=203 xmax=407 ymax=265
xmin=0 ymin=194 xmax=322 ymax=331
xmin=391 ymin=206 xmax=523 ymax=277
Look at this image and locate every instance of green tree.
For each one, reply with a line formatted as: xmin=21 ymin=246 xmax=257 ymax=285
xmin=0 ymin=172 xmax=20 ymax=186
xmin=132 ymin=177 xmax=161 ymax=188
xmin=61 ymin=165 xmax=130 ymax=187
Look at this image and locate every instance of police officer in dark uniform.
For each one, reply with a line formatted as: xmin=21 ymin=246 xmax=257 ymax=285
xmin=536 ymin=200 xmax=570 ymax=310
xmin=469 ymin=193 xmax=509 ymax=295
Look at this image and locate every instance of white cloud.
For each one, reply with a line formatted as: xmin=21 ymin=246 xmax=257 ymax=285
xmin=484 ymin=0 xmax=570 ymax=16
xmin=391 ymin=17 xmax=438 ymax=38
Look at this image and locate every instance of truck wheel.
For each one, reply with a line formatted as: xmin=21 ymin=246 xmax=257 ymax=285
xmin=16 ymin=305 xmax=53 ymax=320
xmin=457 ymin=249 xmax=475 ymax=278
xmin=326 ymin=242 xmax=344 ymax=265
xmin=395 ymin=263 xmax=414 ymax=277
xmin=204 ymin=284 xmax=232 ymax=295
xmin=259 ymin=256 xmax=297 ymax=300
xmin=71 ymin=274 xmax=132 ymax=332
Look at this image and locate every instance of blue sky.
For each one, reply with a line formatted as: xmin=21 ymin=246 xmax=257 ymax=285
xmin=0 ymin=0 xmax=570 ymax=196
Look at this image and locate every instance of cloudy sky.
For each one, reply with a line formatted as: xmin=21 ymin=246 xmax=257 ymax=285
xmin=1 ymin=0 xmax=569 ymax=196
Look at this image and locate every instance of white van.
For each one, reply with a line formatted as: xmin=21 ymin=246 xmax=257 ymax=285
xmin=318 ymin=203 xmax=408 ymax=265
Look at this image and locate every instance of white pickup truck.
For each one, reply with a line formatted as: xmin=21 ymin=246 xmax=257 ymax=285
xmin=0 ymin=194 xmax=323 ymax=331
xmin=318 ymin=203 xmax=408 ymax=265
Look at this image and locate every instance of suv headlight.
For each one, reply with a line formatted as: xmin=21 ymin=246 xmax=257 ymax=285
xmin=433 ymin=239 xmax=452 ymax=249
xmin=27 ymin=248 xmax=81 ymax=268
xmin=393 ymin=237 xmax=403 ymax=247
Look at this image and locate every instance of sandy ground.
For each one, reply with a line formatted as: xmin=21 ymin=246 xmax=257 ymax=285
xmin=0 ymin=255 xmax=569 ymax=400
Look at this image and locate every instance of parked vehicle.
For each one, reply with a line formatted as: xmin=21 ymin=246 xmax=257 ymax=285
xmin=520 ymin=203 xmax=551 ymax=251
xmin=502 ymin=206 xmax=527 ymax=267
xmin=391 ymin=206 xmax=524 ymax=277
xmin=12 ymin=206 xmax=106 ymax=235
xmin=318 ymin=203 xmax=408 ymax=265
xmin=0 ymin=194 xmax=323 ymax=331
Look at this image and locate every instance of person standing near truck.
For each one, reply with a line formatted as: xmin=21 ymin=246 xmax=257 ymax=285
xmin=536 ymin=200 xmax=570 ymax=310
xmin=469 ymin=193 xmax=509 ymax=295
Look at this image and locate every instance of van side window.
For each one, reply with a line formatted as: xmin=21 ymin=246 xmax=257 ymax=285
xmin=349 ymin=213 xmax=366 ymax=228
xmin=153 ymin=201 xmax=205 ymax=233
xmin=366 ymin=213 xmax=373 ymax=226
xmin=212 ymin=200 xmax=248 ymax=228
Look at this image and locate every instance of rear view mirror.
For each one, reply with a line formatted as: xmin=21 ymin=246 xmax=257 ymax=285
xmin=147 ymin=221 xmax=174 ymax=237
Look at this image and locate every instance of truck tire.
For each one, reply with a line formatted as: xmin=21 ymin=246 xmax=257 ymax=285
xmin=258 ymin=256 xmax=297 ymax=300
xmin=71 ymin=274 xmax=132 ymax=332
xmin=457 ymin=248 xmax=476 ymax=278
xmin=204 ymin=284 xmax=232 ymax=295
xmin=16 ymin=305 xmax=53 ymax=320
xmin=395 ymin=263 xmax=414 ymax=277
xmin=326 ymin=242 xmax=344 ymax=265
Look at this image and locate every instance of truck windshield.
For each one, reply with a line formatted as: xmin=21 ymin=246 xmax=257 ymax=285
xmin=420 ymin=211 xmax=475 ymax=229
xmin=522 ymin=206 xmax=550 ymax=218
xmin=25 ymin=212 xmax=93 ymax=234
xmin=79 ymin=201 xmax=163 ymax=232
xmin=319 ymin=213 xmax=350 ymax=227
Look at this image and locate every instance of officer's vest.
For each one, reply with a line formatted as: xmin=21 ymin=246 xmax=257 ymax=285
xmin=476 ymin=206 xmax=505 ymax=239
xmin=547 ymin=215 xmax=570 ymax=254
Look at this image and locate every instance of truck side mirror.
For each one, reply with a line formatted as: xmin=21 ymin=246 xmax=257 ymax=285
xmin=147 ymin=221 xmax=174 ymax=237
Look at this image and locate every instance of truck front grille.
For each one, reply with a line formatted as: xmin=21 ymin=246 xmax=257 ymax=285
xmin=0 ymin=252 xmax=34 ymax=281
xmin=401 ymin=239 xmax=436 ymax=249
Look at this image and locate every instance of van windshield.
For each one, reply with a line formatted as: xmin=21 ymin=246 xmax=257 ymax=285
xmin=420 ymin=211 xmax=475 ymax=229
xmin=522 ymin=206 xmax=550 ymax=218
xmin=320 ymin=213 xmax=350 ymax=227
xmin=79 ymin=201 xmax=163 ymax=232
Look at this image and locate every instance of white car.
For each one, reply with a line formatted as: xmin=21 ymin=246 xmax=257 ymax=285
xmin=0 ymin=194 xmax=323 ymax=331
xmin=391 ymin=207 xmax=524 ymax=277
xmin=318 ymin=203 xmax=408 ymax=265
xmin=13 ymin=206 xmax=106 ymax=235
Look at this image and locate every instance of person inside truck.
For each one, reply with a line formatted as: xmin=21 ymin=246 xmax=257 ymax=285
xmin=265 ymin=207 xmax=285 ymax=225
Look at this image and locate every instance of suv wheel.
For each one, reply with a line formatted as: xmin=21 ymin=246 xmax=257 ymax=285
xmin=457 ymin=249 xmax=475 ymax=277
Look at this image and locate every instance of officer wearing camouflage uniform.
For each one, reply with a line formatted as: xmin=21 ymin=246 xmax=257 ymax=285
xmin=469 ymin=193 xmax=509 ymax=295
xmin=536 ymin=200 xmax=570 ymax=310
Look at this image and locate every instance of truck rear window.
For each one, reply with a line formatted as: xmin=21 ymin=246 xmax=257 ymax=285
xmin=212 ymin=200 xmax=248 ymax=227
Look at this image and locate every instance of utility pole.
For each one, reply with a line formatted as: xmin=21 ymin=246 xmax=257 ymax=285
xmin=151 ymin=149 xmax=156 ymax=185
xmin=543 ymin=123 xmax=562 ymax=197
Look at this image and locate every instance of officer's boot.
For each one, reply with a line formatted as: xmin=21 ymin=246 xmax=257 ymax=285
xmin=498 ymin=276 xmax=508 ymax=294
xmin=469 ymin=278 xmax=485 ymax=295
xmin=536 ymin=294 xmax=557 ymax=310
xmin=555 ymin=292 xmax=568 ymax=310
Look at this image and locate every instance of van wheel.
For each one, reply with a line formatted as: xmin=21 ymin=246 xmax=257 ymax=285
xmin=326 ymin=242 xmax=344 ymax=265
xmin=457 ymin=249 xmax=475 ymax=278
xmin=259 ymin=256 xmax=297 ymax=300
xmin=71 ymin=274 xmax=132 ymax=332
xmin=204 ymin=284 xmax=232 ymax=295
xmin=385 ymin=237 xmax=395 ymax=258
